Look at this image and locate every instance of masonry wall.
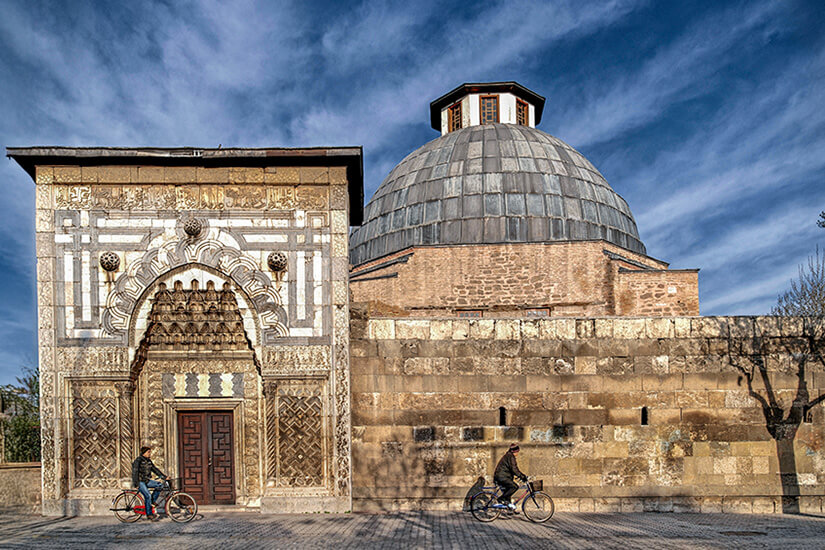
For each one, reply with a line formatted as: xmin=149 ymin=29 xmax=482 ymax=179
xmin=0 ymin=463 xmax=41 ymax=512
xmin=350 ymin=314 xmax=825 ymax=513
xmin=350 ymin=241 xmax=698 ymax=317
xmin=615 ymin=270 xmax=699 ymax=317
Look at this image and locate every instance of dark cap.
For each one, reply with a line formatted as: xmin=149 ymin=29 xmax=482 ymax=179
xmin=509 ymin=443 xmax=520 ymax=451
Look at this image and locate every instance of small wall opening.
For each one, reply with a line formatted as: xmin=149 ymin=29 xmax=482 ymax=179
xmin=641 ymin=406 xmax=649 ymax=426
xmin=499 ymin=407 xmax=507 ymax=426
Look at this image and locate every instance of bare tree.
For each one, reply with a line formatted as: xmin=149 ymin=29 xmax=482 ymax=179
xmin=727 ymin=320 xmax=825 ymax=513
xmin=771 ymin=248 xmax=825 ymax=317
xmin=818 ymin=211 xmax=824 ymax=229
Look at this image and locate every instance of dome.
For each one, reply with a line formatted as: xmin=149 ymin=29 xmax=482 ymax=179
xmin=350 ymin=123 xmax=645 ymax=266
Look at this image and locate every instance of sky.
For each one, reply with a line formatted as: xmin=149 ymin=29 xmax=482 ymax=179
xmin=0 ymin=0 xmax=823 ymax=385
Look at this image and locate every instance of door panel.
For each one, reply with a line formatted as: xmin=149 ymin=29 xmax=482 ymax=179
xmin=210 ymin=413 xmax=235 ymax=504
xmin=178 ymin=413 xmax=207 ymax=503
xmin=178 ymin=411 xmax=235 ymax=505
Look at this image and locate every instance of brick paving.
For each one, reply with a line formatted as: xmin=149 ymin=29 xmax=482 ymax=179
xmin=0 ymin=510 xmax=824 ymax=549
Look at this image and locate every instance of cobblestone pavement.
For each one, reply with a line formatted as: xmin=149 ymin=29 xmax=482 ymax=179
xmin=1 ymin=510 xmax=824 ymax=549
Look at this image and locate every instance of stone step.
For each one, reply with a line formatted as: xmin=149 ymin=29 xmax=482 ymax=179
xmin=196 ymin=505 xmax=260 ymax=513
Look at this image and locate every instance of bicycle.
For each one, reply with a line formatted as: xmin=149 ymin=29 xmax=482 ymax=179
xmin=111 ymin=478 xmax=198 ymax=523
xmin=469 ymin=477 xmax=554 ymax=523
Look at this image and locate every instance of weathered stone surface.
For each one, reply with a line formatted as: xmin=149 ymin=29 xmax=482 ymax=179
xmin=27 ymin=155 xmax=355 ymax=515
xmin=351 ymin=314 xmax=825 ymax=513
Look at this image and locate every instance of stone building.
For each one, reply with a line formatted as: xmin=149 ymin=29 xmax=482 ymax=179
xmin=346 ymin=83 xmax=823 ymax=514
xmin=8 ymin=147 xmax=362 ymax=514
xmin=350 ymin=82 xmax=699 ymax=318
xmin=9 ymin=82 xmax=824 ymax=516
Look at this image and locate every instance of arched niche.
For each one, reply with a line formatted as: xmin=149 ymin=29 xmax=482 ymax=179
xmin=127 ymin=263 xmax=264 ymax=364
xmin=103 ymin=236 xmax=288 ymax=342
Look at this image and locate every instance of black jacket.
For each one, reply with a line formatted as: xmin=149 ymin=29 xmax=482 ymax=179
xmin=494 ymin=450 xmax=526 ymax=482
xmin=132 ymin=455 xmax=166 ymax=487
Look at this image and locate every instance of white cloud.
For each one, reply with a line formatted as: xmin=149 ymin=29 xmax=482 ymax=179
xmin=555 ymin=1 xmax=782 ymax=148
xmin=292 ymin=0 xmax=647 ymax=191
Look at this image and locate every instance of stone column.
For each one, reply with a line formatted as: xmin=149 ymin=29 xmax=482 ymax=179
xmin=35 ymin=179 xmax=60 ymax=513
xmin=115 ymin=381 xmax=135 ymax=479
xmin=262 ymin=379 xmax=278 ymax=481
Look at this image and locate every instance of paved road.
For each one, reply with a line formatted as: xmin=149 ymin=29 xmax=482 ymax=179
xmin=1 ymin=510 xmax=824 ymax=549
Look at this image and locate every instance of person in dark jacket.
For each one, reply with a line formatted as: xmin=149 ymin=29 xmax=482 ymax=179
xmin=132 ymin=446 xmax=169 ymax=520
xmin=494 ymin=443 xmax=528 ymax=511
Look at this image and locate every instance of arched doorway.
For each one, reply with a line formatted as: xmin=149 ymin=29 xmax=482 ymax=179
xmin=129 ymin=265 xmax=265 ymax=506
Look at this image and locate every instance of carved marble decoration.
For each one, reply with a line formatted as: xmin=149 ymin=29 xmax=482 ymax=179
xmin=115 ymin=382 xmax=134 ymax=477
xmin=102 ymin=236 xmax=288 ymax=340
xmin=183 ymin=217 xmax=203 ymax=237
xmin=277 ymin=383 xmax=324 ymax=487
xmin=267 ymin=252 xmax=288 ymax=288
xmin=99 ymin=251 xmax=120 ymax=272
xmin=267 ymin=187 xmax=296 ymax=210
xmin=56 ymin=347 xmax=130 ymax=375
xmin=267 ymin=252 xmax=288 ymax=273
xmin=261 ymin=346 xmax=331 ymax=374
xmin=55 ymin=186 xmax=92 ymax=209
xmin=51 ymin=184 xmax=343 ymax=211
xmin=143 ymin=280 xmax=250 ymax=352
xmin=333 ymin=305 xmax=351 ymax=496
xmin=71 ymin=381 xmax=119 ymax=488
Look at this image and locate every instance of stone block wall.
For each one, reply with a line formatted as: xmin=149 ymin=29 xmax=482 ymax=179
xmin=0 ymin=463 xmax=41 ymax=512
xmin=350 ymin=314 xmax=825 ymax=513
xmin=350 ymin=241 xmax=698 ymax=317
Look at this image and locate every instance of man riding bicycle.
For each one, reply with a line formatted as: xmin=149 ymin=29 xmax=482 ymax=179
xmin=131 ymin=446 xmax=169 ymax=521
xmin=494 ymin=443 xmax=528 ymax=512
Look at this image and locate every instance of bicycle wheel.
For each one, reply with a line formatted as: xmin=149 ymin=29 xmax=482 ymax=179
xmin=470 ymin=492 xmax=501 ymax=522
xmin=112 ymin=491 xmax=142 ymax=523
xmin=522 ymin=491 xmax=554 ymax=523
xmin=166 ymin=491 xmax=198 ymax=523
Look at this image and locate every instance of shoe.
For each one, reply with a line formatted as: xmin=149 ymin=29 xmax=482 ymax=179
xmin=507 ymin=503 xmax=518 ymax=513
xmin=149 ymin=514 xmax=160 ymax=521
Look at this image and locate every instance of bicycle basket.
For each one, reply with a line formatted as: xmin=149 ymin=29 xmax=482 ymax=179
xmin=528 ymin=480 xmax=543 ymax=492
xmin=168 ymin=477 xmax=183 ymax=491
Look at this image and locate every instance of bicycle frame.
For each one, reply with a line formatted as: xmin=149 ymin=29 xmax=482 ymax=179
xmin=125 ymin=480 xmax=173 ymax=514
xmin=481 ymin=480 xmax=538 ymax=507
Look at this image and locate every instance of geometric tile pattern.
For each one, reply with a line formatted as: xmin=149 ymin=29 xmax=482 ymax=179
xmin=71 ymin=383 xmax=119 ymax=488
xmin=276 ymin=384 xmax=324 ymax=487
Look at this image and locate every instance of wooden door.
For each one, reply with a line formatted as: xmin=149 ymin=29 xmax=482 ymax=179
xmin=178 ymin=411 xmax=236 ymax=505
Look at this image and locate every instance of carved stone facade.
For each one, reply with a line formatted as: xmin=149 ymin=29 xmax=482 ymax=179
xmin=11 ymin=147 xmax=361 ymax=515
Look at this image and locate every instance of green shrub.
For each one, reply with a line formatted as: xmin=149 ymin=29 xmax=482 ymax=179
xmin=2 ymin=414 xmax=40 ymax=463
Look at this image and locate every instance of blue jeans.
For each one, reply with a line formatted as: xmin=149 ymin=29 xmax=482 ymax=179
xmin=138 ymin=480 xmax=163 ymax=514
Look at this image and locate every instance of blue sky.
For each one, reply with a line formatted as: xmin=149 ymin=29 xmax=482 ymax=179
xmin=0 ymin=0 xmax=823 ymax=384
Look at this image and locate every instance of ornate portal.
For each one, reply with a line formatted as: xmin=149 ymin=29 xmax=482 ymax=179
xmin=11 ymin=147 xmax=361 ymax=515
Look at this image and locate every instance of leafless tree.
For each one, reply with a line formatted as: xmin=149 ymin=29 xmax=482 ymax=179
xmin=771 ymin=248 xmax=825 ymax=317
xmin=728 ymin=319 xmax=825 ymax=513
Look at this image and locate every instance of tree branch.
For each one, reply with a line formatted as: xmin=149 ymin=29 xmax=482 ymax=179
xmin=807 ymin=392 xmax=825 ymax=410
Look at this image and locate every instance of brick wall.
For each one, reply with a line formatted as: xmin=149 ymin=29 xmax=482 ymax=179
xmin=615 ymin=270 xmax=699 ymax=316
xmin=349 ymin=314 xmax=825 ymax=513
xmin=350 ymin=241 xmax=697 ymax=317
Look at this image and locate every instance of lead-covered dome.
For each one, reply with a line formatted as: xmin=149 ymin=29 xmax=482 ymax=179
xmin=350 ymin=123 xmax=645 ymax=266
